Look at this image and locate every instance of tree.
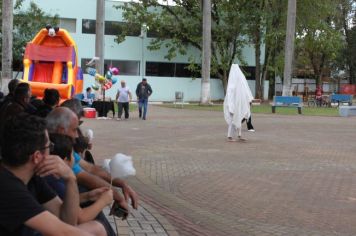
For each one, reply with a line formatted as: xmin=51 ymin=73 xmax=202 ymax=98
xmin=201 ymin=0 xmax=211 ymax=104
xmin=349 ymin=23 xmax=356 ymax=84
xmin=295 ymin=0 xmax=343 ymax=87
xmin=336 ymin=0 xmax=356 ymax=84
xmin=116 ymin=0 xmax=250 ymax=94
xmin=263 ymin=0 xmax=287 ymax=99
xmin=1 ymin=0 xmax=14 ymax=89
xmin=282 ymin=0 xmax=296 ymax=96
xmin=0 ymin=0 xmax=58 ymax=73
xmin=12 ymin=1 xmax=58 ymax=69
xmin=95 ymin=0 xmax=105 ymax=76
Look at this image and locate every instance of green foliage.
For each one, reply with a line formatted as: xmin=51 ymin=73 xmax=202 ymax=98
xmin=115 ymin=0 xmax=250 ymax=88
xmin=0 ymin=0 xmax=58 ymax=67
xmin=12 ymin=2 xmax=58 ymax=63
xmin=295 ymin=0 xmax=344 ymax=85
xmin=115 ymin=0 xmax=356 ymax=95
xmin=349 ymin=26 xmax=356 ymax=82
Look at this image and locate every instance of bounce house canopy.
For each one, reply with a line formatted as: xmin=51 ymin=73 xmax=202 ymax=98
xmin=24 ymin=43 xmax=75 ymax=62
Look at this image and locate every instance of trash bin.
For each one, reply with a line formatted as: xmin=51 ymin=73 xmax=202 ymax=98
xmin=175 ymin=91 xmax=183 ymax=100
xmin=175 ymin=91 xmax=184 ymax=107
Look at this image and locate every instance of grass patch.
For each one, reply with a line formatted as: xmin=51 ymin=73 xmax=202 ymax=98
xmin=158 ymin=104 xmax=339 ymax=116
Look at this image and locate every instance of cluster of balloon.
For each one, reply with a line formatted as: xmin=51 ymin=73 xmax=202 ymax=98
xmin=86 ymin=67 xmax=119 ymax=91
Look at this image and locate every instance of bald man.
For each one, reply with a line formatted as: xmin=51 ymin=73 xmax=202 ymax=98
xmin=115 ymin=80 xmax=132 ymax=120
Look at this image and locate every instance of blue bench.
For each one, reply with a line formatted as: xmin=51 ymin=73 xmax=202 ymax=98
xmin=272 ymin=96 xmax=302 ymax=114
xmin=330 ymin=94 xmax=353 ymax=106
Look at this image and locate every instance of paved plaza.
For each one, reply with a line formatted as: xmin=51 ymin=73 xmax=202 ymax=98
xmin=84 ymin=105 xmax=356 ymax=236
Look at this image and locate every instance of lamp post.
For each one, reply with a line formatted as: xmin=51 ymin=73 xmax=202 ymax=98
xmin=140 ymin=23 xmax=149 ymax=79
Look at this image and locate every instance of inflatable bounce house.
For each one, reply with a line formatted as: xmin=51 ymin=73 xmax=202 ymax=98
xmin=22 ymin=25 xmax=83 ymax=100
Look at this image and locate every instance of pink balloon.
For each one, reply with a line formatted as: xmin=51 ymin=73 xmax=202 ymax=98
xmin=110 ymin=67 xmax=119 ymax=75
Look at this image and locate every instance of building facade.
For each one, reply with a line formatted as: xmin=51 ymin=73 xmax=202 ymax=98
xmin=19 ymin=0 xmax=268 ymax=101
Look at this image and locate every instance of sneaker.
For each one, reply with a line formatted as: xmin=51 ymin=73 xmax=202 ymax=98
xmin=238 ymin=136 xmax=247 ymax=142
xmin=116 ymin=118 xmax=122 ymax=121
xmin=227 ymin=137 xmax=237 ymax=142
xmin=142 ymin=117 xmax=146 ymax=120
xmin=248 ymin=129 xmax=255 ymax=132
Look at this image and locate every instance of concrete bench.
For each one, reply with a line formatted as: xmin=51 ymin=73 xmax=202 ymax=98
xmin=272 ymin=96 xmax=302 ymax=114
xmin=339 ymin=106 xmax=356 ymax=117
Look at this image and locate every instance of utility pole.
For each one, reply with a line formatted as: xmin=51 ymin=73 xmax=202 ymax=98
xmin=95 ymin=0 xmax=105 ymax=76
xmin=140 ymin=23 xmax=148 ymax=79
xmin=282 ymin=0 xmax=296 ymax=96
xmin=200 ymin=0 xmax=211 ymax=105
xmin=1 ymin=0 xmax=14 ymax=92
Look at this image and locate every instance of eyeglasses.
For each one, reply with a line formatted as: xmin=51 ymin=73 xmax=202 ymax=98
xmin=41 ymin=142 xmax=55 ymax=152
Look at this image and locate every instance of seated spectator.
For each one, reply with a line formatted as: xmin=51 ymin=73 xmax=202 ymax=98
xmin=35 ymin=88 xmax=60 ymax=117
xmin=0 ymin=114 xmax=100 ymax=236
xmin=0 ymin=83 xmax=35 ymax=146
xmin=48 ymin=133 xmax=113 ymax=224
xmin=0 ymin=79 xmax=19 ymax=111
xmin=0 ymin=82 xmax=32 ymax=117
xmin=75 ymin=128 xmax=95 ymax=164
xmin=30 ymin=96 xmax=45 ymax=110
xmin=46 ymin=108 xmax=118 ymax=236
xmin=61 ymin=98 xmax=84 ymax=120
xmin=46 ymin=107 xmax=138 ymax=218
xmin=83 ymin=87 xmax=95 ymax=106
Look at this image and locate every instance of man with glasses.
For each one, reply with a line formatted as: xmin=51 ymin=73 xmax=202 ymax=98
xmin=0 ymin=114 xmax=101 ymax=236
xmin=47 ymin=107 xmax=137 ymax=236
xmin=47 ymin=107 xmax=138 ymax=217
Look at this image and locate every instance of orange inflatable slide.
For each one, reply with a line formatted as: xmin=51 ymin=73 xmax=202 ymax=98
xmin=22 ymin=27 xmax=83 ymax=100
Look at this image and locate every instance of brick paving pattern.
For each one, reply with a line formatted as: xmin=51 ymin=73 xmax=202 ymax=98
xmin=86 ymin=106 xmax=356 ymax=236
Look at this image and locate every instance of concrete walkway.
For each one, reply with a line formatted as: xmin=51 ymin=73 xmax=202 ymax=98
xmin=85 ymin=105 xmax=356 ymax=236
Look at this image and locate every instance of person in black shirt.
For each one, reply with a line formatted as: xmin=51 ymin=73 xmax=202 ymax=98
xmin=35 ymin=88 xmax=60 ymax=118
xmin=135 ymin=78 xmax=152 ymax=120
xmin=0 ymin=114 xmax=99 ymax=236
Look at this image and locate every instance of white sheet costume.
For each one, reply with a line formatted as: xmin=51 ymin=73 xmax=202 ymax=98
xmin=223 ymin=64 xmax=254 ymax=140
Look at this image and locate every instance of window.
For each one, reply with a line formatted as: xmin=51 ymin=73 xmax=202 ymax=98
xmin=147 ymin=28 xmax=160 ymax=38
xmin=240 ymin=66 xmax=256 ymax=80
xmin=175 ymin=63 xmax=191 ymax=77
xmin=81 ymin=58 xmax=140 ymax=76
xmin=105 ymin=60 xmax=140 ymax=76
xmin=146 ymin=62 xmax=175 ymax=77
xmin=105 ymin=21 xmax=140 ymax=36
xmin=82 ymin=19 xmax=96 ymax=34
xmin=146 ymin=62 xmax=201 ymax=78
xmin=105 ymin=21 xmax=120 ymax=36
xmin=60 ymin=18 xmax=76 ymax=33
xmin=82 ymin=20 xmax=140 ymax=36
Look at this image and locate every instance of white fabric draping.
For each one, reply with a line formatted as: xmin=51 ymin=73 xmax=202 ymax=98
xmin=224 ymin=64 xmax=254 ymax=129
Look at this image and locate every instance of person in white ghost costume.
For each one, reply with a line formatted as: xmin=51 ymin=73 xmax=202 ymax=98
xmin=224 ymin=64 xmax=254 ymax=142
